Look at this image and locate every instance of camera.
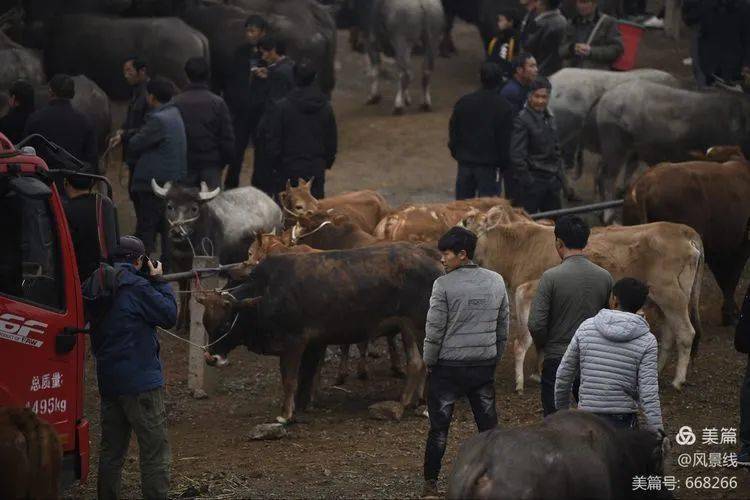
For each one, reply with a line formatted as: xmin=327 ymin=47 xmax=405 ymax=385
xmin=139 ymin=255 xmax=160 ymax=278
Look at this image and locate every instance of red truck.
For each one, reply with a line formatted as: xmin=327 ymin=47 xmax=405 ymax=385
xmin=0 ymin=131 xmax=112 ymax=485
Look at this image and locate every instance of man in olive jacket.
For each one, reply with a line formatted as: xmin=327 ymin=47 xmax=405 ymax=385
xmin=559 ymin=0 xmax=624 ymax=70
xmin=422 ymin=227 xmax=509 ymax=497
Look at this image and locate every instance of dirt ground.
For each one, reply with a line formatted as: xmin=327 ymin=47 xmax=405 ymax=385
xmin=66 ymin=18 xmax=750 ymax=500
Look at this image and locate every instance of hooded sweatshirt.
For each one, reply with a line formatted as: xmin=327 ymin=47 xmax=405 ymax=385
xmin=265 ymin=85 xmax=338 ymax=180
xmin=554 ymin=309 xmax=663 ymax=431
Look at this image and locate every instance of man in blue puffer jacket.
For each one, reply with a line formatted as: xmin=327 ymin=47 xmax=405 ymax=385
xmin=91 ymin=235 xmax=177 ymax=500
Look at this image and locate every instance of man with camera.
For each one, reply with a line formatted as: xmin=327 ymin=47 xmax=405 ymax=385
xmin=89 ymin=235 xmax=177 ymax=500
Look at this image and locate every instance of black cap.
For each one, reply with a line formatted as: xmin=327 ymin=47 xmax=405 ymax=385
xmin=113 ymin=235 xmax=145 ymax=260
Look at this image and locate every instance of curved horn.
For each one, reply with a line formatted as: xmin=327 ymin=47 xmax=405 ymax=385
xmin=151 ymin=179 xmax=171 ymax=198
xmin=198 ymin=181 xmax=221 ymax=201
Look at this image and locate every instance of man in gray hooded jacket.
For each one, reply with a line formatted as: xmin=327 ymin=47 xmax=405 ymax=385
xmin=555 ymin=277 xmax=663 ymax=432
xmin=422 ymin=226 xmax=509 ymax=497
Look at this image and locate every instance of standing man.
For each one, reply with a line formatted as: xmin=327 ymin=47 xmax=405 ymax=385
xmin=173 ymin=57 xmax=235 ymax=190
xmin=559 ymin=0 xmax=624 ymax=70
xmin=86 ymin=235 xmax=176 ymax=500
xmin=24 ymin=74 xmax=98 ymax=172
xmin=0 ymin=80 xmax=35 ymax=144
xmin=527 ymin=215 xmax=613 ymax=417
xmin=509 ymin=77 xmax=563 ymax=213
xmin=736 ymin=283 xmax=750 ymax=466
xmin=63 ymin=169 xmax=118 ymax=281
xmin=422 ymin=226 xmax=509 ymax=498
xmin=224 ymin=15 xmax=268 ymax=190
xmin=265 ymin=61 xmax=337 ymax=199
xmin=519 ymin=0 xmax=540 ymax=49
xmin=523 ymin=0 xmax=568 ymax=76
xmin=499 ymin=53 xmax=538 ymax=116
xmin=449 ymin=63 xmax=513 ymax=200
xmin=127 ymin=78 xmax=187 ymax=270
xmin=253 ymin=35 xmax=295 ymax=196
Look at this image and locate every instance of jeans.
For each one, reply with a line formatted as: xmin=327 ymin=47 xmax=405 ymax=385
xmin=516 ymin=172 xmax=562 ymax=215
xmin=541 ymin=356 xmax=580 ymax=417
xmin=98 ymin=387 xmax=171 ymax=500
xmin=424 ymin=365 xmax=498 ymax=481
xmin=184 ymin=166 xmax=223 ymax=191
xmin=455 ymin=164 xmax=500 ymax=200
xmin=593 ymin=412 xmax=639 ymax=430
xmin=132 ymin=191 xmax=170 ymax=270
xmin=741 ymin=355 xmax=750 ymax=450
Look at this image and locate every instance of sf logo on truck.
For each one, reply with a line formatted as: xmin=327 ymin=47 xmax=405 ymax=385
xmin=0 ymin=313 xmax=47 ymax=348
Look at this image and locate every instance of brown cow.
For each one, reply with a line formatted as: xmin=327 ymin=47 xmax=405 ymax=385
xmin=688 ymin=145 xmax=746 ymax=163
xmin=374 ymin=197 xmax=528 ymax=243
xmin=286 ymin=211 xmax=379 ymax=249
xmin=0 ymin=408 xmax=62 ymax=499
xmin=475 ymin=221 xmax=704 ymax=390
xmin=623 ymin=158 xmax=750 ymax=325
xmin=279 ymin=179 xmax=390 ymax=234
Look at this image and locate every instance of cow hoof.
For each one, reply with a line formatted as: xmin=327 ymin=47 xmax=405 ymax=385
xmin=515 ymin=388 xmax=524 ymax=396
xmin=275 ymin=416 xmax=294 ymax=426
xmin=671 ymin=381 xmax=684 ymax=391
xmin=366 ymin=94 xmax=382 ymax=105
xmin=529 ymin=374 xmax=541 ymax=384
xmin=420 ymin=103 xmax=432 ymax=113
xmin=357 ymin=371 xmax=369 ymax=381
xmin=392 ymin=107 xmax=405 ymax=116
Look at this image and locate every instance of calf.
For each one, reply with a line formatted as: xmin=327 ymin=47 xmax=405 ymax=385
xmin=447 ymin=410 xmax=669 ymax=499
xmin=287 ymin=211 xmax=379 ymax=249
xmin=476 ymin=221 xmax=704 ymax=390
xmin=200 ymin=243 xmax=443 ymax=423
xmin=279 ymin=178 xmax=390 ymax=234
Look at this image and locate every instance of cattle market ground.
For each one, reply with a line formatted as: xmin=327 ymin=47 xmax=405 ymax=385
xmin=67 ymin=21 xmax=750 ymax=499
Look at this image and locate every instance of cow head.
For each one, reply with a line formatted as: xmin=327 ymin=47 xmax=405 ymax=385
xmin=196 ymin=290 xmax=262 ymax=367
xmin=246 ymin=230 xmax=286 ymax=266
xmin=688 ymin=145 xmax=747 ymax=163
xmin=151 ymin=179 xmax=220 ymax=243
xmin=278 ymin=178 xmax=319 ymax=217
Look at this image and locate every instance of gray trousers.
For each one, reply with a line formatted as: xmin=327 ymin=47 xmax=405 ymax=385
xmin=97 ymin=387 xmax=171 ymax=500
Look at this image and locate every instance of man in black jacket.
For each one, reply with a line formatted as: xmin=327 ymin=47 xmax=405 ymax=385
xmin=736 ymin=284 xmax=750 ymax=466
xmin=510 ymin=76 xmax=563 ymax=213
xmin=24 ymin=74 xmax=98 ymax=172
xmin=449 ymin=63 xmax=513 ymax=200
xmin=523 ymin=0 xmax=568 ymax=76
xmin=265 ymin=61 xmax=337 ymax=199
xmin=224 ymin=14 xmax=268 ymax=190
xmin=0 ymin=80 xmax=35 ymax=144
xmin=173 ymin=57 xmax=235 ymax=190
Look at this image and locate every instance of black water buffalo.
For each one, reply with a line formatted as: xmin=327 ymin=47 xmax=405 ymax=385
xmin=151 ymin=180 xmax=282 ymax=332
xmin=0 ymin=31 xmax=44 ymax=92
xmin=595 ymin=81 xmax=750 ymax=223
xmin=34 ymin=75 xmax=111 ymax=153
xmin=200 ymin=243 xmax=444 ymax=423
xmin=447 ymin=410 xmax=670 ymax=499
xmin=44 ymin=14 xmax=209 ymax=99
xmin=439 ymin=0 xmax=518 ymax=57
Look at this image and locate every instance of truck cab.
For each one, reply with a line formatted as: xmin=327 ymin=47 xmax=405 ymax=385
xmin=0 ymin=132 xmax=90 ymax=485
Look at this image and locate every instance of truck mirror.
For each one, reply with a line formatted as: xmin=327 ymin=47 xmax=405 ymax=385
xmin=55 ymin=332 xmax=77 ymax=355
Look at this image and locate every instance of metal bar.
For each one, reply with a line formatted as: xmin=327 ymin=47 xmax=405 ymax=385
xmin=161 ymin=262 xmax=245 ymax=282
xmin=531 ymin=199 xmax=624 ymax=220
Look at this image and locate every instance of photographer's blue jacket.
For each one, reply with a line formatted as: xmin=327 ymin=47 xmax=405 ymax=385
xmin=91 ymin=263 xmax=177 ymax=397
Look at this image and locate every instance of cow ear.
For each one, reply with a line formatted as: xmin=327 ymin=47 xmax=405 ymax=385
xmin=237 ymin=296 xmax=262 ymax=309
xmin=285 ymin=179 xmax=292 ymax=191
xmin=279 ymin=190 xmax=288 ymax=206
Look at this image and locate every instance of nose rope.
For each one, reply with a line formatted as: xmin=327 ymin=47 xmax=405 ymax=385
xmin=156 ymin=312 xmax=239 ymax=351
xmin=291 ymin=220 xmax=333 ymax=245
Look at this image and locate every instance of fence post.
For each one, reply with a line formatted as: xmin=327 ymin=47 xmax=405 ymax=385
xmin=188 ymin=255 xmax=218 ymax=398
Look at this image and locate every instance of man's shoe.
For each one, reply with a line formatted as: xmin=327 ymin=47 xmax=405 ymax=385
xmin=737 ymin=449 xmax=750 ymax=467
xmin=422 ymin=479 xmax=439 ymax=498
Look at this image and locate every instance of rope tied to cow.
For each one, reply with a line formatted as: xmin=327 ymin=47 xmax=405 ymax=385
xmin=291 ymin=220 xmax=333 ymax=244
xmin=156 ymin=312 xmax=239 ymax=351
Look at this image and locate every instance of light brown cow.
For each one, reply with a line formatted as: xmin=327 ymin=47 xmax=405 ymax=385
xmin=374 ymin=197 xmax=528 ymax=243
xmin=475 ymin=221 xmax=704 ymax=391
xmin=0 ymin=407 xmax=62 ymax=499
xmin=688 ymin=145 xmax=746 ymax=163
xmin=624 ymin=157 xmax=750 ymax=325
xmin=279 ymin=179 xmax=391 ymax=234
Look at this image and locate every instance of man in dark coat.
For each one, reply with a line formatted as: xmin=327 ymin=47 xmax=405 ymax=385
xmin=127 ymin=78 xmax=187 ymax=270
xmin=510 ymin=76 xmax=564 ymax=213
xmin=173 ymin=57 xmax=235 ymax=190
xmin=683 ymin=0 xmax=750 ymax=87
xmin=523 ymin=0 xmax=568 ymax=76
xmin=0 ymin=80 xmax=35 ymax=144
xmin=500 ymin=53 xmax=539 ymax=116
xmin=85 ymin=235 xmax=176 ymax=500
xmin=449 ymin=63 xmax=513 ymax=200
xmin=519 ymin=0 xmax=540 ymax=49
xmin=265 ymin=61 xmax=337 ymax=199
xmin=63 ymin=170 xmax=118 ymax=281
xmin=110 ymin=58 xmax=149 ymax=165
xmin=253 ymin=35 xmax=296 ymax=196
xmin=737 ymin=283 xmax=750 ymax=466
xmin=24 ymin=74 xmax=98 ymax=172
xmin=224 ymin=14 xmax=268 ymax=190
xmin=559 ymin=0 xmax=624 ymax=70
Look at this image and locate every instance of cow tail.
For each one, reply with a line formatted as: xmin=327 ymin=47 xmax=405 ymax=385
xmin=688 ymin=236 xmax=704 ymax=357
xmin=420 ymin=0 xmax=438 ymax=73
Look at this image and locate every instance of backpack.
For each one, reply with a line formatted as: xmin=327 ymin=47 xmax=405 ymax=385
xmin=81 ymin=263 xmax=125 ymax=331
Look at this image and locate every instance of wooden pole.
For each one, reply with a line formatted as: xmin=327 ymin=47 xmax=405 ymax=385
xmin=664 ymin=0 xmax=682 ymax=40
xmin=188 ymin=255 xmax=218 ymax=398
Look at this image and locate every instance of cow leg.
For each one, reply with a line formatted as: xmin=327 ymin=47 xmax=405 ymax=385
xmin=597 ymin=126 xmax=632 ymax=223
xmin=438 ymin=13 xmax=456 ymax=57
xmin=514 ymin=332 xmax=535 ymax=395
xmin=663 ymin=308 xmax=696 ymax=390
xmin=365 ymin=49 xmax=382 ymax=105
xmin=387 ymin=334 xmax=405 ymax=378
xmin=619 ymin=154 xmax=641 ymax=196
xmin=296 ymin=344 xmax=326 ymax=411
xmin=277 ymin=341 xmax=307 ymax=424
xmin=399 ymin=322 xmax=426 ymax=408
xmin=392 ymin=39 xmax=412 ymax=115
xmin=356 ymin=342 xmax=369 ymax=380
xmin=712 ymin=244 xmax=750 ymax=325
xmin=656 ymin=321 xmax=674 ymax=376
xmin=336 ymin=344 xmax=351 ymax=386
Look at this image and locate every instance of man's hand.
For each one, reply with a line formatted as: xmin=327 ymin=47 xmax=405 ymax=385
xmin=574 ymin=43 xmax=591 ymax=57
xmin=108 ymin=129 xmax=123 ymax=149
xmin=148 ymin=259 xmax=163 ymax=277
xmin=252 ymin=67 xmax=269 ymax=79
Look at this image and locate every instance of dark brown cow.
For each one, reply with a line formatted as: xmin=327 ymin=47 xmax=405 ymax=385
xmin=199 ymin=243 xmax=444 ymax=423
xmin=286 ymin=211 xmax=379 ymax=249
xmin=0 ymin=408 xmax=62 ymax=499
xmin=447 ymin=410 xmax=669 ymax=500
xmin=623 ymin=159 xmax=750 ymax=325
